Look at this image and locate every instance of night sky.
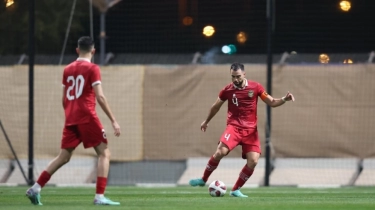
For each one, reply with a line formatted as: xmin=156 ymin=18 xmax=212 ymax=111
xmin=94 ymin=0 xmax=374 ymax=54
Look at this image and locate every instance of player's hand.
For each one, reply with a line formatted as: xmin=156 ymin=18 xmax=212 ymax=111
xmin=284 ymin=91 xmax=295 ymax=102
xmin=112 ymin=121 xmax=121 ymax=137
xmin=201 ymin=121 xmax=208 ymax=132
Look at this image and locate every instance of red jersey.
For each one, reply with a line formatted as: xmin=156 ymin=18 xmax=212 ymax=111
xmin=218 ymin=79 xmax=266 ymax=129
xmin=62 ymin=58 xmax=101 ymax=126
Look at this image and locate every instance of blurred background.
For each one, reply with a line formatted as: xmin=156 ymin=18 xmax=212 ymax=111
xmin=1 ymin=0 xmax=374 ymax=64
xmin=0 ymin=0 xmax=374 ymax=188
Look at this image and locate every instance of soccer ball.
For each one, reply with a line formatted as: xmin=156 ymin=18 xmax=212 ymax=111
xmin=208 ymin=180 xmax=227 ymax=197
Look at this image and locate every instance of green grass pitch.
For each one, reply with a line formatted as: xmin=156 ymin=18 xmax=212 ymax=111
xmin=1 ymin=186 xmax=374 ymax=210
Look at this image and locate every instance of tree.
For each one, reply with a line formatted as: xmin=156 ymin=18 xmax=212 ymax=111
xmin=0 ymin=0 xmax=90 ymax=55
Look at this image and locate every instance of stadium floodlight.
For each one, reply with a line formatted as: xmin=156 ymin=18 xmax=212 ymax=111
xmin=5 ymin=0 xmax=14 ymax=7
xmin=221 ymin=45 xmax=230 ymax=54
xmin=339 ymin=1 xmax=351 ymax=12
xmin=90 ymin=0 xmax=122 ymax=65
xmin=222 ymin=44 xmax=237 ymax=55
xmin=203 ymin=25 xmax=215 ymax=37
xmin=182 ymin=16 xmax=193 ymax=26
xmin=319 ymin=53 xmax=330 ymax=64
xmin=236 ymin=31 xmax=247 ymax=44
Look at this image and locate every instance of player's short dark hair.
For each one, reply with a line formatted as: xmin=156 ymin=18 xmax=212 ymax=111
xmin=77 ymin=36 xmax=94 ymax=52
xmin=230 ymin=63 xmax=244 ymax=71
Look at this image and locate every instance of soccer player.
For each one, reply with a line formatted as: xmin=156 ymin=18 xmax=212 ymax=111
xmin=26 ymin=36 xmax=121 ymax=205
xmin=189 ymin=63 xmax=295 ymax=197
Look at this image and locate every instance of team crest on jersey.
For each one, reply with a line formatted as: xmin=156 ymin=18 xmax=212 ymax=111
xmin=248 ymin=90 xmax=254 ymax=98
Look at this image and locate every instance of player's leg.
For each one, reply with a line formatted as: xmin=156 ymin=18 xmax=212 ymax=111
xmin=26 ymin=148 xmax=74 ymax=205
xmin=230 ymin=128 xmax=260 ymax=197
xmin=94 ymin=142 xmax=110 ymax=195
xmin=230 ymin=151 xmax=259 ymax=197
xmin=233 ymin=151 xmax=259 ymax=191
xmin=93 ymin=142 xmax=119 ymax=205
xmin=202 ymin=142 xmax=230 ymax=181
xmin=189 ymin=142 xmax=230 ymax=187
xmin=45 ymin=148 xmax=75 ymax=175
xmin=80 ymin=118 xmax=119 ymax=205
xmin=26 ymin=125 xmax=79 ymax=205
xmin=190 ymin=125 xmax=240 ymax=187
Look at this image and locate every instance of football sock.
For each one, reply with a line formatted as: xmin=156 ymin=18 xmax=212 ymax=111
xmin=31 ymin=183 xmax=41 ymax=193
xmin=202 ymin=156 xmax=220 ymax=182
xmin=95 ymin=194 xmax=105 ymax=199
xmin=96 ymin=177 xmax=107 ymax=194
xmin=34 ymin=170 xmax=51 ymax=192
xmin=232 ymin=165 xmax=254 ymax=191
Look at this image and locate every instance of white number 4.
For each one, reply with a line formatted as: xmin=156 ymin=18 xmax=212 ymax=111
xmin=224 ymin=133 xmax=231 ymax=141
xmin=66 ymin=75 xmax=85 ymax=100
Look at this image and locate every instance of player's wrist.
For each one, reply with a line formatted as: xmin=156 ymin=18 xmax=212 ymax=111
xmin=281 ymin=97 xmax=286 ymax=102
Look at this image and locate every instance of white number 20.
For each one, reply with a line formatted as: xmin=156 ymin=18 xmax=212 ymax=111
xmin=66 ymin=75 xmax=85 ymax=100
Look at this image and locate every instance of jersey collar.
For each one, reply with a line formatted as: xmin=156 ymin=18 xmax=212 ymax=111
xmin=76 ymin=58 xmax=91 ymax=63
xmin=233 ymin=79 xmax=248 ymax=90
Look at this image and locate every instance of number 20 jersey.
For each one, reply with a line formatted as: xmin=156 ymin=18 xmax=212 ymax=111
xmin=62 ymin=59 xmax=101 ymax=126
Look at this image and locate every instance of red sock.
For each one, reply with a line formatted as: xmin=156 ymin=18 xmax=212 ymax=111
xmin=37 ymin=171 xmax=51 ymax=187
xmin=202 ymin=156 xmax=220 ymax=182
xmin=232 ymin=165 xmax=254 ymax=191
xmin=96 ymin=177 xmax=107 ymax=194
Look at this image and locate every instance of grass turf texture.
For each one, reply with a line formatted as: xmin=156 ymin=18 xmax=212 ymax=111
xmin=1 ymin=186 xmax=374 ymax=210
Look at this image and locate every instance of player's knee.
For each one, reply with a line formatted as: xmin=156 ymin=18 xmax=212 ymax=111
xmin=214 ymin=150 xmax=228 ymax=159
xmin=213 ymin=153 xmax=223 ymax=160
xmin=58 ymin=153 xmax=72 ymax=164
xmin=61 ymin=157 xmax=71 ymax=164
xmin=99 ymin=149 xmax=111 ymax=159
xmin=246 ymin=158 xmax=258 ymax=168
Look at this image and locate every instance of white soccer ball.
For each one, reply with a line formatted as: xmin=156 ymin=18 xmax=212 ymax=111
xmin=208 ymin=180 xmax=227 ymax=197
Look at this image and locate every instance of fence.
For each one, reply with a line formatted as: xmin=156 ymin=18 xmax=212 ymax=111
xmin=1 ymin=64 xmax=374 ymax=186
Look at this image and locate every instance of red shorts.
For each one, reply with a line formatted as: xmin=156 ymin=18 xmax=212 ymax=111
xmin=61 ymin=117 xmax=108 ymax=149
xmin=220 ymin=125 xmax=261 ymax=159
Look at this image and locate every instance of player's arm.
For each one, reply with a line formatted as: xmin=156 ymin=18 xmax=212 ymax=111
xmin=62 ymin=85 xmax=65 ymax=109
xmin=201 ymin=97 xmax=225 ymax=132
xmin=93 ymin=84 xmax=121 ymax=137
xmin=62 ymin=69 xmax=66 ymax=109
xmin=260 ymin=91 xmax=295 ymax=108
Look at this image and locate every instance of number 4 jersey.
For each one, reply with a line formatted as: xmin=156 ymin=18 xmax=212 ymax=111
xmin=218 ymin=79 xmax=267 ymax=129
xmin=62 ymin=58 xmax=101 ymax=126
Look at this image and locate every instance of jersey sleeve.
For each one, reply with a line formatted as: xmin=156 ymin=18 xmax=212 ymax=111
xmin=257 ymin=83 xmax=269 ymax=100
xmin=90 ymin=65 xmax=102 ymax=87
xmin=218 ymin=88 xmax=227 ymax=101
